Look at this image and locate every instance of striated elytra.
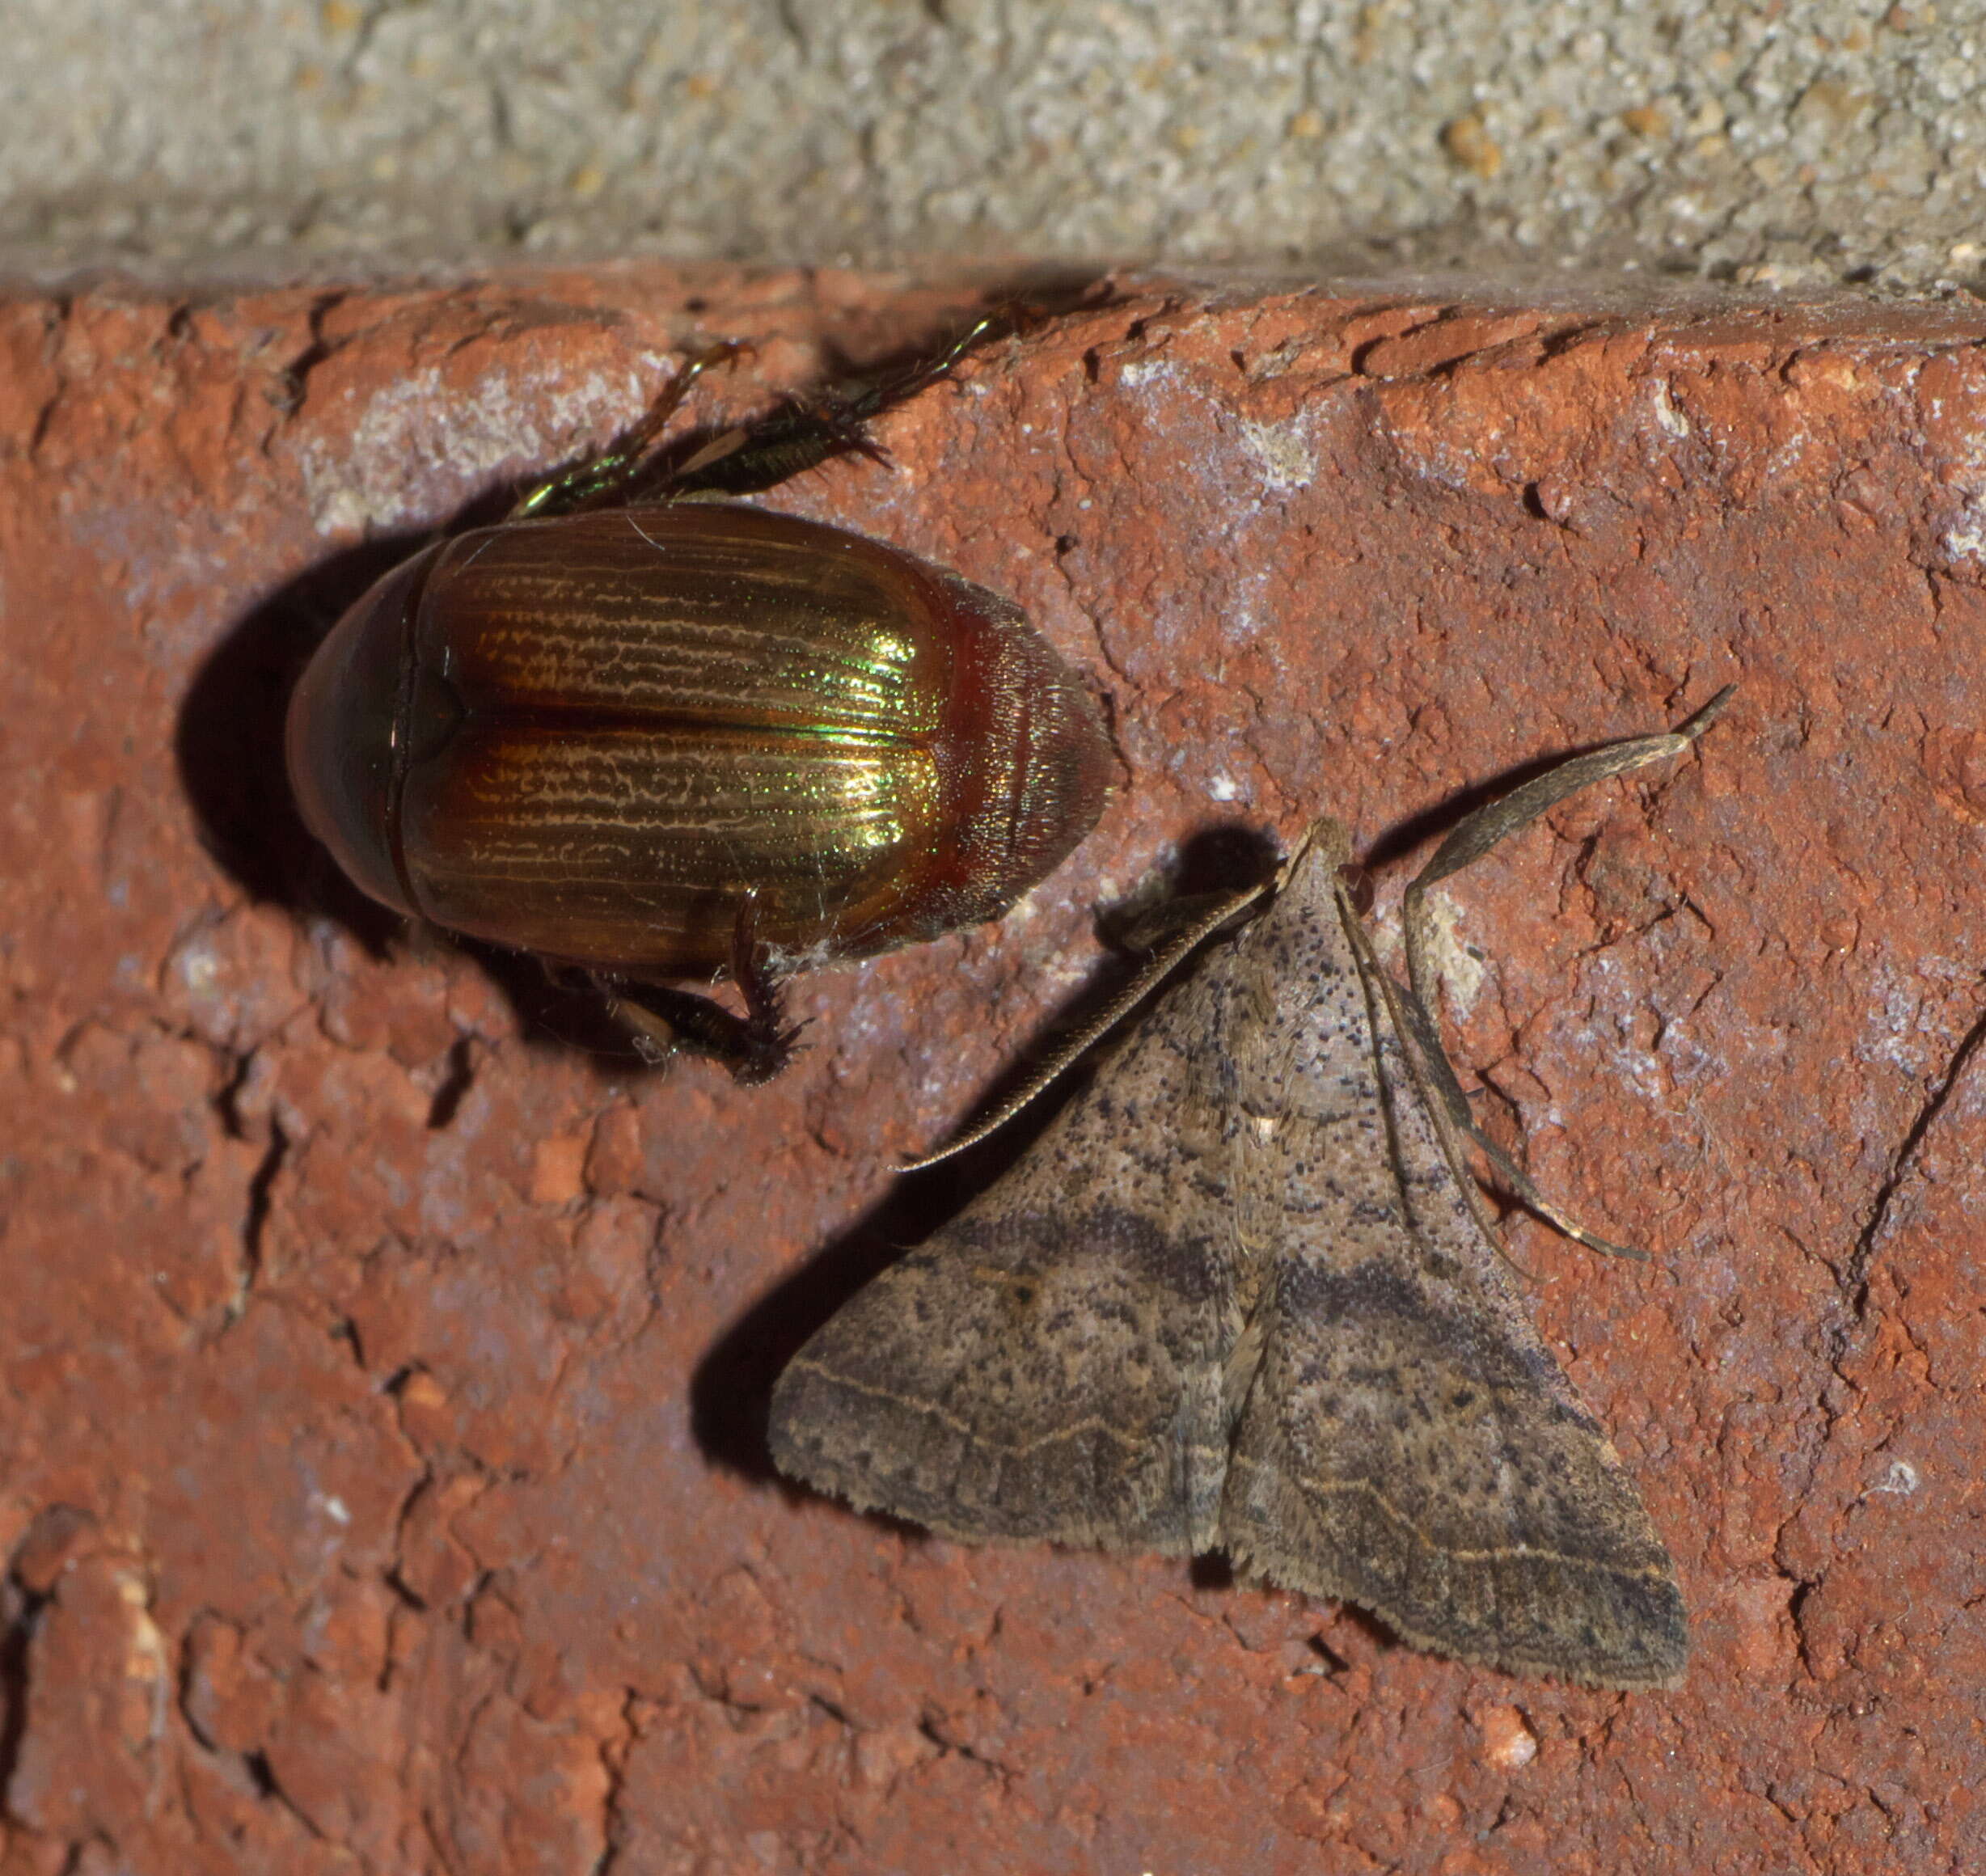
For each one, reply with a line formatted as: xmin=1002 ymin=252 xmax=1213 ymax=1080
xmin=285 ymin=475 xmax=1112 ymax=1075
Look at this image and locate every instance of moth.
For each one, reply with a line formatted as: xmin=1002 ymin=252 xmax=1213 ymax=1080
xmin=770 ymin=693 xmax=1733 ymax=1688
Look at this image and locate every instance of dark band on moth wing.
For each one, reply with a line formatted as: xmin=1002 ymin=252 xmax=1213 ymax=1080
xmin=944 ymin=1205 xmax=1230 ymax=1309
xmin=1277 ymin=1257 xmax=1594 ymax=1416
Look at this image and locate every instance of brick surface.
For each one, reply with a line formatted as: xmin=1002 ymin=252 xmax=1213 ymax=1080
xmin=4 ymin=268 xmax=1984 ymax=1874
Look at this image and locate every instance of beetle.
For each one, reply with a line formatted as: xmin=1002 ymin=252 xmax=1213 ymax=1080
xmin=285 ymin=328 xmax=1113 ymax=1081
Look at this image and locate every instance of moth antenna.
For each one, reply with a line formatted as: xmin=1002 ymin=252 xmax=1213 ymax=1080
xmin=905 ymin=877 xmax=1273 ymax=1171
xmin=1395 ymin=685 xmax=1733 ymax=1262
xmin=1406 ymin=684 xmax=1733 ymax=904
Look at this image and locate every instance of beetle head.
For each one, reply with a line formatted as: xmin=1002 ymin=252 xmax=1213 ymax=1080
xmin=285 ymin=542 xmax=450 ymax=921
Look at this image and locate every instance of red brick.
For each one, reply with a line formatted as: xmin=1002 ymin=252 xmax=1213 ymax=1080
xmin=4 ymin=268 xmax=1984 ymax=1874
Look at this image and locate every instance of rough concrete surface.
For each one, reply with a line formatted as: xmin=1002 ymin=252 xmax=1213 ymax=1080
xmin=4 ymin=0 xmax=1986 ymax=294
xmin=4 ymin=268 xmax=1986 ymax=1873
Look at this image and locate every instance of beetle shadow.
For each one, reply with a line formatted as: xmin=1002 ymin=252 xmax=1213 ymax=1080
xmin=688 ymin=820 xmax=1282 ymax=1489
xmin=175 ymin=529 xmax=415 ymax=949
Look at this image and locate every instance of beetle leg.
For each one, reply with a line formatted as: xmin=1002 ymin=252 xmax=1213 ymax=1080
xmin=862 ymin=311 xmax=1004 ymax=408
xmin=793 ymin=394 xmax=895 ymax=468
xmin=656 ymin=312 xmax=1003 ymax=502
xmin=602 ymin=980 xmax=771 ymax=1079
xmin=597 ymin=982 xmax=804 ymax=1085
xmin=509 ymin=341 xmax=746 ymax=520
xmin=728 ymin=889 xmax=809 ymax=1084
xmin=592 ymin=894 xmax=805 ymax=1084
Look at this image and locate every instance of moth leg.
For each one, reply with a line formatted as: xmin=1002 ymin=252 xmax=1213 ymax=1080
xmin=508 ymin=341 xmax=746 ymax=520
xmin=1397 ymin=685 xmax=1734 ymax=1261
xmin=595 ymin=894 xmax=805 ymax=1086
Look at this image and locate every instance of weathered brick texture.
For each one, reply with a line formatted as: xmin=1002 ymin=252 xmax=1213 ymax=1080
xmin=2 ymin=270 xmax=1981 ymax=1874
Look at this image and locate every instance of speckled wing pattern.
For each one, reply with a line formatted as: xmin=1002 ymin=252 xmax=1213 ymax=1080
xmin=1213 ymin=828 xmax=1686 ymax=1688
xmin=770 ymin=806 xmax=1691 ymax=1690
xmin=770 ymin=936 xmax=1250 ymax=1557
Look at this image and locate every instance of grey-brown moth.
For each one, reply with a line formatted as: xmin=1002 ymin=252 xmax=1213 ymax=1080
xmin=770 ymin=693 xmax=1731 ymax=1688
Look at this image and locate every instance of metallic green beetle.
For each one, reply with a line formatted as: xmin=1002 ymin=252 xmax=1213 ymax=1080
xmin=285 ymin=332 xmax=1113 ymax=1080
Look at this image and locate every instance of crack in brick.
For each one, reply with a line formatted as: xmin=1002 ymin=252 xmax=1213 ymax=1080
xmin=1843 ymin=990 xmax=1986 ymax=1312
xmin=589 ymin=1685 xmax=641 ymax=1876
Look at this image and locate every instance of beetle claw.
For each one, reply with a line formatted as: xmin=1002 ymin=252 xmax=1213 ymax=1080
xmin=599 ymin=974 xmax=805 ymax=1085
xmin=733 ymin=1014 xmax=809 ymax=1088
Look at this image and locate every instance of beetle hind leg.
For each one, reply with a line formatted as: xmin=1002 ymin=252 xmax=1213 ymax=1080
xmin=510 ymin=341 xmax=746 ymax=520
xmin=657 ymin=311 xmax=1004 ymax=501
xmin=602 ymin=982 xmax=797 ymax=1085
xmin=726 ymin=890 xmax=808 ymax=1084
xmin=594 ymin=894 xmax=805 ymax=1086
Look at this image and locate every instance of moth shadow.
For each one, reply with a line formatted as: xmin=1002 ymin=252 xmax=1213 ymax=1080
xmin=1188 ymin=1540 xmax=1409 ymax=1657
xmin=690 ymin=820 xmax=1284 ymax=1494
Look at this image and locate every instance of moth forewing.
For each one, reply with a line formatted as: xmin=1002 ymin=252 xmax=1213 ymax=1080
xmin=1215 ymin=838 xmax=1688 ymax=1688
xmin=768 ymin=950 xmax=1248 ymax=1558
